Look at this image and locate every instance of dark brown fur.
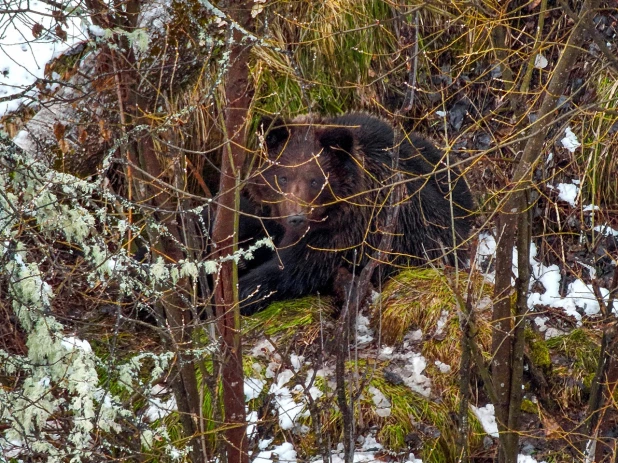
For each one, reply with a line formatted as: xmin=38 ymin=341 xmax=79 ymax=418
xmin=239 ymin=112 xmax=473 ymax=314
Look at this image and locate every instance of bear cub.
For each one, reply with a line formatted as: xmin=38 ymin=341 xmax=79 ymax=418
xmin=239 ymin=112 xmax=473 ymax=315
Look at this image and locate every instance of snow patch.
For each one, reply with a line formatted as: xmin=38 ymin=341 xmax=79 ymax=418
xmin=434 ymin=360 xmax=451 ymax=373
xmin=0 ymin=0 xmax=85 ymax=115
xmin=434 ymin=310 xmax=449 ymax=337
xmin=534 ymin=54 xmax=548 ymax=69
xmin=253 ymin=442 xmax=297 ymax=463
xmin=368 ymin=386 xmax=391 ymax=417
xmin=61 ymin=336 xmax=92 ymax=353
xmin=518 ymin=455 xmax=548 ymax=463
xmin=471 ymin=403 xmax=499 ymax=438
xmin=594 ymin=224 xmax=618 ymax=237
xmin=552 ymin=182 xmax=579 ymax=207
xmin=528 ymin=242 xmax=611 ymax=321
xmin=561 ymin=127 xmax=581 ymax=153
xmin=143 ymin=385 xmax=177 ymax=422
xmin=269 ymin=370 xmax=308 ymax=431
xmin=245 ymin=377 xmax=266 ymax=401
xmin=356 ymin=313 xmax=374 ymax=345
xmin=290 ymin=354 xmax=304 ymax=372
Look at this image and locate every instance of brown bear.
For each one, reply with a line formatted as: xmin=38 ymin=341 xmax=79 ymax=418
xmin=238 ymin=112 xmax=473 ymax=314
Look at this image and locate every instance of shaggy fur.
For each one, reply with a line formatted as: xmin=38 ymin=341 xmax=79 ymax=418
xmin=239 ymin=112 xmax=473 ymax=315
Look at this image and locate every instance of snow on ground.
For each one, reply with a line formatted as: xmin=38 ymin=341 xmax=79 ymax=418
xmin=245 ymin=357 xmax=328 ymax=435
xmin=269 ymin=369 xmax=310 ymax=431
xmin=368 ymin=386 xmax=391 ymax=417
xmin=551 ymin=181 xmax=579 ymax=207
xmin=356 ymin=313 xmax=374 ymax=345
xmin=527 ymin=242 xmax=611 ymax=326
xmin=470 ymin=403 xmax=499 ymax=438
xmin=61 ymin=336 xmax=93 ymax=353
xmin=595 ymin=223 xmax=618 ymax=237
xmin=561 ymin=127 xmax=581 ymax=153
xmin=245 ymin=323 xmax=434 ymax=461
xmin=0 ymin=0 xmax=85 ymax=115
xmin=477 ymin=227 xmax=613 ymax=330
xmin=378 ymin=346 xmax=432 ymax=397
xmin=143 ymin=385 xmax=177 ymax=422
xmin=306 ymin=435 xmax=423 ymax=463
xmin=253 ymin=442 xmax=297 ymax=463
xmin=518 ymin=455 xmax=547 ymax=463
xmin=245 ymin=377 xmax=266 ymax=401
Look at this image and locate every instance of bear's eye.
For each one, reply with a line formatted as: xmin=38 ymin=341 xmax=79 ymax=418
xmin=277 ymin=176 xmax=287 ymax=186
xmin=310 ymin=179 xmax=320 ymax=189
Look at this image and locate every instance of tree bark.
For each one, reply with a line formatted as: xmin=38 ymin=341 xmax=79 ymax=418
xmin=491 ymin=2 xmax=599 ymax=461
xmin=209 ymin=2 xmax=254 ymax=462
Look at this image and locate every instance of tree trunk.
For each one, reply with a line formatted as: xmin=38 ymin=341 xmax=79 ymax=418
xmin=491 ymin=2 xmax=599 ymax=461
xmin=209 ymin=2 xmax=254 ymax=462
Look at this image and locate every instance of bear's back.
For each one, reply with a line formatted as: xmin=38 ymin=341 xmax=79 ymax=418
xmin=326 ymin=113 xmax=473 ymax=223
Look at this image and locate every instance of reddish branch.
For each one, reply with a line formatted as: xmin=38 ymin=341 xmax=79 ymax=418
xmin=210 ymin=2 xmax=254 ymax=462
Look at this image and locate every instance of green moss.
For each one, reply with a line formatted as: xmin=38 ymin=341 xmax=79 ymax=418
xmin=546 ymin=328 xmax=600 ymax=373
xmin=526 ymin=329 xmax=551 ymax=369
xmin=545 ymin=329 xmax=601 ymax=407
xmin=375 ymin=268 xmax=456 ymax=345
xmin=521 ymin=398 xmax=537 ymax=414
xmin=244 ymin=295 xmax=336 ymax=340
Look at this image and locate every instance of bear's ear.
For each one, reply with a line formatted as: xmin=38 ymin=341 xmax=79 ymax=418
xmin=259 ymin=117 xmax=289 ymax=153
xmin=318 ymin=127 xmax=354 ymax=156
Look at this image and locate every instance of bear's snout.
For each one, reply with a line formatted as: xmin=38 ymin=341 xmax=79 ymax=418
xmin=286 ymin=214 xmax=308 ymax=228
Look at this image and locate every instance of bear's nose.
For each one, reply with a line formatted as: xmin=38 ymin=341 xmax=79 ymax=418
xmin=287 ymin=214 xmax=307 ymax=228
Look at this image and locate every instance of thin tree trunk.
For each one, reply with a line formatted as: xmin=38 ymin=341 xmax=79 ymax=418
xmin=209 ymin=2 xmax=253 ymax=462
xmin=491 ymin=2 xmax=599 ymax=461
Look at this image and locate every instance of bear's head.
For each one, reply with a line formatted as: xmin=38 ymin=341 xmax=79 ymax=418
xmin=248 ymin=116 xmax=360 ymax=237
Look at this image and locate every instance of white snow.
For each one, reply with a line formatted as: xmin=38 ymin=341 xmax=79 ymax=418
xmin=245 ymin=377 xmax=266 ymax=401
xmin=527 ymin=242 xmax=611 ymax=321
xmin=477 ymin=235 xmax=612 ymax=324
xmin=434 ymin=310 xmax=449 ymax=337
xmin=61 ymin=336 xmax=93 ymax=353
xmin=304 ymin=369 xmax=325 ymax=401
xmin=434 ymin=360 xmax=451 ymax=373
xmin=470 ymin=403 xmax=499 ymax=438
xmin=290 ymin=354 xmax=304 ymax=372
xmin=476 ymin=232 xmax=498 ymax=282
xmin=247 ymin=411 xmax=259 ymax=439
xmin=368 ymin=386 xmax=391 ymax=417
xmin=561 ymin=127 xmax=581 ymax=153
xmin=356 ymin=313 xmax=374 ymax=345
xmin=534 ymin=54 xmax=548 ymax=69
xmin=562 ymin=279 xmax=609 ymax=317
xmin=258 ymin=437 xmax=273 ymax=450
xmin=269 ymin=370 xmax=308 ymax=431
xmin=594 ymin=224 xmax=618 ymax=237
xmin=477 ymin=232 xmax=497 ymax=263
xmin=87 ymin=25 xmax=107 ymax=37
xmin=309 ymin=435 xmax=407 ymax=463
xmin=554 ymin=182 xmax=579 ymax=207
xmin=314 ymin=450 xmax=422 ymax=463
xmin=253 ymin=442 xmax=297 ymax=463
xmin=518 ymin=455 xmax=547 ymax=463
xmin=252 ymin=339 xmax=278 ymax=359
xmin=143 ymin=385 xmax=177 ymax=422
xmin=0 ymin=0 xmax=85 ymax=115
xmin=392 ymin=352 xmax=432 ymax=397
